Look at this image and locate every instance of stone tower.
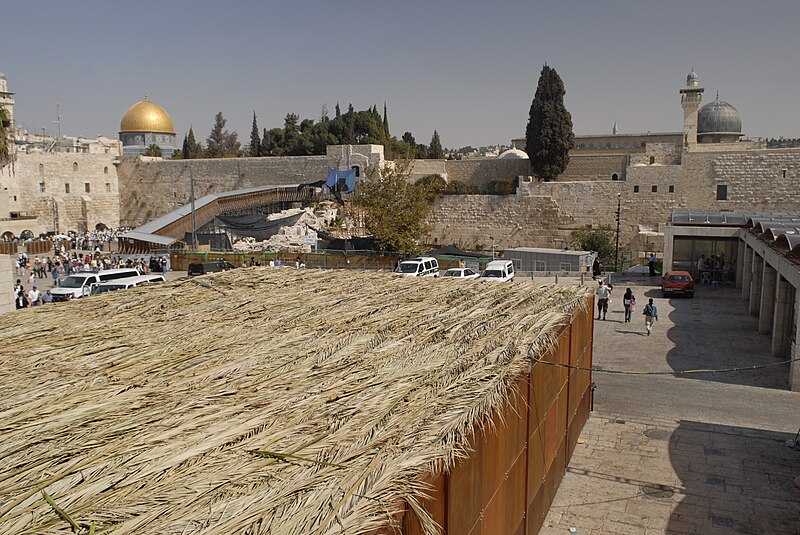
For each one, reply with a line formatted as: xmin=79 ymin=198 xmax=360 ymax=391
xmin=0 ymin=72 xmax=14 ymax=128
xmin=679 ymin=69 xmax=704 ymax=149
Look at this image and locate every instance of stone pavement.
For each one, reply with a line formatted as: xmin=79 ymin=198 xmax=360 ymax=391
xmin=542 ymin=283 xmax=800 ymax=534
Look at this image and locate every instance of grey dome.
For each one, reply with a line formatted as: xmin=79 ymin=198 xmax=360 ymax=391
xmin=697 ymin=99 xmax=741 ymax=135
xmin=686 ymin=70 xmax=698 ymax=85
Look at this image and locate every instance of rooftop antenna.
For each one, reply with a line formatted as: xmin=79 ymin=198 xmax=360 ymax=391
xmin=53 ymin=99 xmax=61 ymax=140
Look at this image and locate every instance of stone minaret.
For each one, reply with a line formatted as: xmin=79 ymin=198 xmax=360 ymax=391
xmin=680 ymin=69 xmax=704 ymax=149
xmin=0 ymin=73 xmax=14 ymax=128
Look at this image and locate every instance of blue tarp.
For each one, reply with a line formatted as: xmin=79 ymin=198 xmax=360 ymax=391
xmin=325 ymin=168 xmax=357 ymax=193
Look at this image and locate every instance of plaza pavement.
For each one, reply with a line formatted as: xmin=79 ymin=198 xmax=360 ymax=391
xmin=542 ymin=277 xmax=800 ymax=534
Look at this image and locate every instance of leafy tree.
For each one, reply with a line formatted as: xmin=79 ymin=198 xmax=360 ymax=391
xmin=0 ymin=106 xmax=9 ymax=166
xmin=428 ymin=130 xmax=444 ymax=159
xmin=206 ymin=112 xmax=241 ymax=158
xmin=525 ymin=64 xmax=574 ymax=180
xmin=182 ymin=126 xmax=204 ymax=159
xmin=571 ymin=226 xmax=615 ymax=264
xmin=249 ymin=112 xmax=261 ymax=157
xmin=354 ymin=161 xmax=432 ymax=254
xmin=144 ymin=144 xmax=162 ymax=157
xmin=335 ymin=103 xmax=341 ymax=118
xmin=383 ymin=103 xmax=390 ymax=138
xmin=170 ymin=148 xmax=183 ymax=159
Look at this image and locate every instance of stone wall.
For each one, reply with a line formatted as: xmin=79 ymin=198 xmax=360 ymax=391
xmin=117 ymin=145 xmax=385 ymax=228
xmin=1 ymin=152 xmax=120 ymax=235
xmin=427 ymin=146 xmax=800 ymax=260
xmin=559 ymin=154 xmax=628 ymax=181
xmin=0 ymin=255 xmax=13 ymax=314
xmin=443 ymin=158 xmax=529 ymax=188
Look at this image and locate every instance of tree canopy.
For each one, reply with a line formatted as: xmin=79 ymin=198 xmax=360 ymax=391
xmin=144 ymin=144 xmax=162 ymax=157
xmin=206 ymin=112 xmax=241 ymax=158
xmin=354 ymin=162 xmax=434 ymax=254
xmin=525 ymin=65 xmax=574 ymax=180
xmin=428 ymin=130 xmax=444 ymax=159
xmin=0 ymin=107 xmax=9 ymax=166
xmin=571 ymin=225 xmax=614 ymax=264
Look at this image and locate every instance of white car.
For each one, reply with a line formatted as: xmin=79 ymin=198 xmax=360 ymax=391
xmin=441 ymin=267 xmax=480 ymax=280
xmin=481 ymin=260 xmax=515 ymax=282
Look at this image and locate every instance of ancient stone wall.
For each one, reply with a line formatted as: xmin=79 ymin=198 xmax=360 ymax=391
xmin=558 ymin=154 xmax=628 ymax=181
xmin=117 ymin=145 xmax=385 ymax=228
xmin=1 ymin=152 xmax=120 ymax=234
xmin=427 ymin=147 xmax=800 ymax=259
xmin=0 ymin=255 xmax=14 ymax=314
xmin=443 ymin=158 xmax=529 ymax=188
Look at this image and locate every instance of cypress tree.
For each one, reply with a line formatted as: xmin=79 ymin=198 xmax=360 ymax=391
xmin=335 ymin=103 xmax=341 ymax=118
xmin=383 ymin=102 xmax=390 ymax=137
xmin=428 ymin=130 xmax=444 ymax=159
xmin=181 ymin=133 xmax=190 ymax=159
xmin=249 ymin=112 xmax=261 ymax=157
xmin=524 ymin=64 xmax=574 ymax=180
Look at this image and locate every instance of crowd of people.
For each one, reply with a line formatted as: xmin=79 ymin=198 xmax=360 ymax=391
xmin=13 ymin=249 xmax=168 ymax=309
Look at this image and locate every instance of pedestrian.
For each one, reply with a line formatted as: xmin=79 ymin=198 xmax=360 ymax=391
xmin=623 ymin=288 xmax=636 ymax=323
xmin=596 ymin=279 xmax=611 ymax=320
xmin=592 ymin=256 xmax=602 ymax=279
xmin=648 ymin=252 xmax=657 ymax=276
xmin=643 ymin=298 xmax=659 ymax=335
xmin=28 ymin=286 xmax=40 ymax=307
xmin=42 ymin=290 xmax=53 ymax=304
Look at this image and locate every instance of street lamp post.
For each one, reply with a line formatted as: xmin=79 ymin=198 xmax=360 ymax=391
xmin=189 ymin=164 xmax=197 ymax=250
xmin=490 ymin=236 xmax=495 ymax=260
xmin=614 ymin=193 xmax=621 ymax=272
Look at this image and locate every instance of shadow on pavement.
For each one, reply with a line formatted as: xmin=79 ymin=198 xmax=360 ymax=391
xmin=663 ymin=287 xmax=789 ymax=389
xmin=666 ymin=420 xmax=800 ymax=534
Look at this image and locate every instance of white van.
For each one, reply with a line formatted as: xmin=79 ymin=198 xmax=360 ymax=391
xmin=481 ymin=260 xmax=515 ymax=282
xmin=51 ymin=268 xmax=141 ymax=301
xmin=394 ymin=257 xmax=439 ymax=277
xmin=91 ymin=274 xmax=166 ymax=296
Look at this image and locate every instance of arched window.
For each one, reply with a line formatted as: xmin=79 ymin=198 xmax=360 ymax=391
xmin=611 ymin=173 xmax=619 ymax=181
xmin=39 ymin=163 xmax=44 ymax=175
xmin=104 ymin=166 xmax=109 ymax=175
xmin=73 ymin=162 xmax=78 ymax=171
xmin=351 ymin=165 xmax=360 ymax=177
xmin=649 ymin=156 xmax=656 ymax=165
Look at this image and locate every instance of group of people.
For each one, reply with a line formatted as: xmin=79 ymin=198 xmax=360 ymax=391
xmin=13 ymin=279 xmax=52 ymax=308
xmin=596 ymin=279 xmax=659 ymax=335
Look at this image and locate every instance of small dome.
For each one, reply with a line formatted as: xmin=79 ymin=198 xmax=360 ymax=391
xmin=120 ymin=98 xmax=175 ymax=134
xmin=498 ymin=148 xmax=529 ymax=160
xmin=0 ymin=72 xmax=6 ymax=80
xmin=686 ymin=70 xmax=698 ymax=86
xmin=697 ymin=98 xmax=741 ymax=135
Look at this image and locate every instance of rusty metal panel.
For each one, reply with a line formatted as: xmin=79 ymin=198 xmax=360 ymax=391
xmin=447 ymin=423 xmax=483 ymax=535
xmin=402 ymin=473 xmax=446 ymax=535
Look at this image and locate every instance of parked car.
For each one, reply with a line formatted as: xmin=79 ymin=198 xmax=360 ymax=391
xmin=91 ymin=274 xmax=166 ymax=295
xmin=661 ymin=270 xmax=695 ymax=297
xmin=481 ymin=260 xmax=515 ymax=282
xmin=394 ymin=257 xmax=439 ymax=277
xmin=441 ymin=267 xmax=480 ymax=280
xmin=188 ymin=260 xmax=236 ymax=276
xmin=50 ymin=268 xmax=142 ymax=301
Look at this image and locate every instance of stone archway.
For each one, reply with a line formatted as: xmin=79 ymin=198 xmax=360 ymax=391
xmin=95 ymin=222 xmax=108 ymax=231
xmin=1 ymin=231 xmax=15 ymax=242
xmin=19 ymin=230 xmax=34 ymax=240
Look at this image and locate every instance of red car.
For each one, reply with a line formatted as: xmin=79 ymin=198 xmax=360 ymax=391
xmin=661 ymin=270 xmax=695 ymax=298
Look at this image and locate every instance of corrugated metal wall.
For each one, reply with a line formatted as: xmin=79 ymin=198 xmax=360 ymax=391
xmin=401 ymin=295 xmax=594 ymax=535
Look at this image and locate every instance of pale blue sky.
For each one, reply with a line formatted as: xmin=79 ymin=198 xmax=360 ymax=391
xmin=5 ymin=1 xmax=800 ymax=148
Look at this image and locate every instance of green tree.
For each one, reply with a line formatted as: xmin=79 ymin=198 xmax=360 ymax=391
xmin=0 ymin=106 xmax=9 ymax=165
xmin=249 ymin=112 xmax=261 ymax=157
xmin=525 ymin=64 xmax=574 ymax=180
xmin=383 ymin=102 xmax=390 ymax=138
xmin=571 ymin=226 xmax=615 ymax=264
xmin=428 ymin=130 xmax=444 ymax=159
xmin=206 ymin=112 xmax=241 ymax=158
xmin=182 ymin=126 xmax=204 ymax=159
xmin=144 ymin=144 xmax=162 ymax=157
xmin=170 ymin=148 xmax=183 ymax=159
xmin=354 ymin=161 xmax=432 ymax=254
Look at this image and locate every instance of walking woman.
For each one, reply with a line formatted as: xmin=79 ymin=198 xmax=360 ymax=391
xmin=623 ymin=287 xmax=636 ymax=323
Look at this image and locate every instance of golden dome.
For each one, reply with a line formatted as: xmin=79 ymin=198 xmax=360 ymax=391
xmin=119 ymin=99 xmax=175 ymax=134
